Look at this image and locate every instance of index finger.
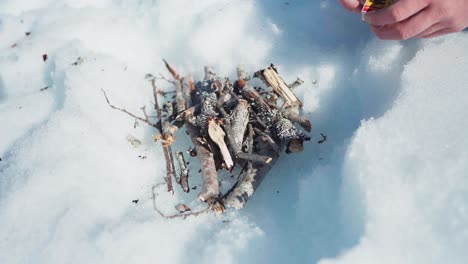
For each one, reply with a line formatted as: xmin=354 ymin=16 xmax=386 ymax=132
xmin=339 ymin=0 xmax=364 ymax=13
xmin=364 ymin=0 xmax=429 ymax=26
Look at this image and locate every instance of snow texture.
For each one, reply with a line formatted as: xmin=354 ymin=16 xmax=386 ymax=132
xmin=1 ymin=1 xmax=467 ymax=264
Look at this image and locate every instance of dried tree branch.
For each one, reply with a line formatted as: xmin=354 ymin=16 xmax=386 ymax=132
xmin=151 ymin=79 xmax=178 ymax=193
xmin=101 ymin=89 xmax=157 ymax=129
xmin=166 ymin=62 xmax=220 ymax=203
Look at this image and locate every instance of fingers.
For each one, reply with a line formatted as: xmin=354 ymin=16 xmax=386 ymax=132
xmin=339 ymin=0 xmax=363 ymax=13
xmin=364 ymin=0 xmax=430 ymax=26
xmin=414 ymin=22 xmax=443 ymax=38
xmin=370 ymin=7 xmax=435 ymax=40
xmin=421 ymin=28 xmax=458 ymax=38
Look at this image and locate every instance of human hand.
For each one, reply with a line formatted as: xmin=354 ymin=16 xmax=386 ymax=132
xmin=339 ymin=0 xmax=468 ymax=40
xmin=338 ymin=0 xmax=365 ymax=13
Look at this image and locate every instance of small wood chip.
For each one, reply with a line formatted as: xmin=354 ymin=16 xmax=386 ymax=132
xmin=318 ymin=133 xmax=327 ymax=144
xmin=175 ymin=203 xmax=191 ymax=213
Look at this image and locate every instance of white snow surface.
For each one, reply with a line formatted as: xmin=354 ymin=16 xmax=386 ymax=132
xmin=1 ymin=1 xmax=468 ymax=263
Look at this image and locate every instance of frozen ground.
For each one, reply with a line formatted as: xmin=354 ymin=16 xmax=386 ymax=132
xmin=1 ymin=1 xmax=467 ymax=263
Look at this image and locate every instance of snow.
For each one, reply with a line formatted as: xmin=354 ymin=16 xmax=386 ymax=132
xmin=1 ymin=1 xmax=468 ymax=264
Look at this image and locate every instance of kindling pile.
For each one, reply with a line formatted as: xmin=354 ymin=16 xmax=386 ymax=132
xmin=103 ymin=62 xmax=312 ymax=218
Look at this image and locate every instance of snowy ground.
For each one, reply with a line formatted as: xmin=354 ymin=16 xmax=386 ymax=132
xmin=1 ymin=1 xmax=468 ymax=263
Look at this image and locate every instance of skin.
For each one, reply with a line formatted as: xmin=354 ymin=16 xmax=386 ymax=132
xmin=339 ymin=0 xmax=468 ymax=40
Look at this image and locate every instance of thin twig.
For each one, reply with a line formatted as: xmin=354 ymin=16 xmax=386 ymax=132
xmin=163 ymin=59 xmax=181 ymax=80
xmin=141 ymin=106 xmax=149 ymax=120
xmin=152 ymin=183 xmax=210 ymax=219
xmin=318 ymin=133 xmax=327 ymax=144
xmin=247 ymin=124 xmax=254 ymax=171
xmin=151 ymin=79 xmax=163 ymax=133
xmin=101 ymin=89 xmax=157 ymax=129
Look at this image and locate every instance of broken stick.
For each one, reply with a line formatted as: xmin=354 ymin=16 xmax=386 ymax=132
xmin=176 ymin=151 xmax=190 ymax=193
xmin=255 ymin=65 xmax=303 ymax=108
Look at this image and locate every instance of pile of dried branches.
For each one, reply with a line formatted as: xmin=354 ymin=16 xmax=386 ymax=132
xmin=103 ymin=62 xmax=311 ymax=219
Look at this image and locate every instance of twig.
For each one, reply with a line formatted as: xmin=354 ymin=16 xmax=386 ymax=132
xmin=141 ymin=106 xmax=149 ymax=120
xmin=247 ymin=124 xmax=254 ymax=171
xmin=101 ymin=89 xmax=157 ymax=129
xmin=281 ymin=109 xmax=312 ymax=132
xmin=288 ymin=78 xmax=304 ymax=90
xmin=208 ymin=119 xmax=234 ymax=169
xmin=255 ymin=66 xmax=303 ymax=108
xmin=216 ymin=89 xmax=229 ymax=118
xmin=176 ymin=64 xmax=220 ymax=203
xmin=318 ymin=133 xmax=327 ymax=144
xmin=174 ymin=79 xmax=186 ymax=113
xmin=163 ymin=146 xmax=175 ymax=194
xmin=163 ymin=59 xmax=181 ymax=80
xmin=157 ymin=73 xmax=176 ymax=85
xmin=253 ymin=127 xmax=281 ymax=154
xmin=151 ymin=79 xmax=163 ymax=132
xmin=204 ymin=66 xmax=216 ymax=81
xmin=152 ymin=183 xmax=210 ymax=219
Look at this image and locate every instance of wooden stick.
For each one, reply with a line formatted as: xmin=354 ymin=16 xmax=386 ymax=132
xmin=163 ymin=146 xmax=175 ymax=194
xmin=247 ymin=124 xmax=254 ymax=171
xmin=253 ymin=127 xmax=281 ymax=154
xmin=204 ymin=66 xmax=216 ymax=81
xmin=163 ymin=59 xmax=181 ymax=80
xmin=174 ymin=79 xmax=186 ymax=113
xmin=288 ymin=78 xmax=304 ymax=90
xmin=208 ymin=119 xmax=234 ymax=169
xmin=237 ymin=65 xmax=248 ymax=81
xmin=176 ymin=151 xmax=190 ymax=193
xmin=281 ymin=109 xmax=312 ymax=132
xmin=178 ymin=66 xmax=220 ymax=203
xmin=255 ymin=66 xmax=303 ymax=107
xmin=224 ymin=147 xmax=280 ymax=209
xmin=216 ymin=89 xmax=229 ymax=118
xmin=225 ymin=99 xmax=249 ymax=154
xmin=236 ymin=152 xmax=272 ymax=164
xmin=151 ymin=79 xmax=163 ymax=132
